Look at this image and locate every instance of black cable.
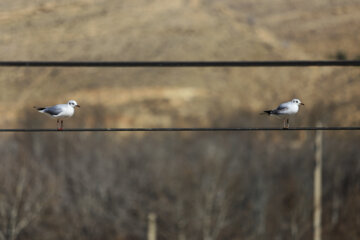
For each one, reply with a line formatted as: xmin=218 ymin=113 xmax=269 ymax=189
xmin=0 ymin=127 xmax=359 ymax=132
xmin=1 ymin=61 xmax=358 ymax=132
xmin=0 ymin=60 xmax=360 ymax=67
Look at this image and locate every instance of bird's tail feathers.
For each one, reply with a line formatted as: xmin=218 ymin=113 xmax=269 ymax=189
xmin=262 ymin=110 xmax=273 ymax=115
xmin=34 ymin=106 xmax=46 ymax=112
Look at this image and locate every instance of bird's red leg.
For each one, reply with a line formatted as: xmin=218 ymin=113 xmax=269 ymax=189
xmin=60 ymin=120 xmax=64 ymax=130
xmin=57 ymin=119 xmax=60 ymax=130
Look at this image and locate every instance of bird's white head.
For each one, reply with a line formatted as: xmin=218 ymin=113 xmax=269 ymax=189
xmin=68 ymin=100 xmax=80 ymax=108
xmin=291 ymin=99 xmax=304 ymax=106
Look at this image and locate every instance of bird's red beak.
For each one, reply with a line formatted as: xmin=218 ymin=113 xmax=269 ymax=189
xmin=76 ymin=105 xmax=80 ymax=108
xmin=301 ymin=103 xmax=305 ymax=106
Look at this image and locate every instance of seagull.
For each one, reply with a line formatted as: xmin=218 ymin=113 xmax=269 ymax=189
xmin=263 ymin=99 xmax=304 ymax=129
xmin=34 ymin=100 xmax=80 ymax=130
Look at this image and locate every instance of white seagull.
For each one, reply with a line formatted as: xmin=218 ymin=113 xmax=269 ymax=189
xmin=263 ymin=98 xmax=304 ymax=128
xmin=34 ymin=100 xmax=80 ymax=130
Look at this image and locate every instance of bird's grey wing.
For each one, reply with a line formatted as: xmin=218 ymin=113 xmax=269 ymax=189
xmin=273 ymin=105 xmax=289 ymax=114
xmin=43 ymin=105 xmax=63 ymax=116
xmin=278 ymin=102 xmax=290 ymax=109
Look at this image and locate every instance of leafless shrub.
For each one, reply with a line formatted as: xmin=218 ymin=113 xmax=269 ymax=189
xmin=0 ymin=104 xmax=358 ymax=240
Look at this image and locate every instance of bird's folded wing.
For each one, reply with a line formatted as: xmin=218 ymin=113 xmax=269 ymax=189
xmin=43 ymin=106 xmax=63 ymax=115
xmin=274 ymin=106 xmax=289 ymax=114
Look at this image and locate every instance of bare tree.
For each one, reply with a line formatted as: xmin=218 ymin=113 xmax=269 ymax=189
xmin=0 ymin=157 xmax=54 ymax=240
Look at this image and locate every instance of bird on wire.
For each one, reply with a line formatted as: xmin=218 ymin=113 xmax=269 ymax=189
xmin=263 ymin=98 xmax=304 ymax=129
xmin=34 ymin=100 xmax=80 ymax=130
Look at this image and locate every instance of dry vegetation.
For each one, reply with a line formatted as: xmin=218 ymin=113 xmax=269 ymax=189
xmin=0 ymin=0 xmax=359 ymax=126
xmin=0 ymin=0 xmax=359 ymax=239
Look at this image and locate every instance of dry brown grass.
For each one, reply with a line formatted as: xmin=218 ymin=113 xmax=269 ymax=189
xmin=0 ymin=0 xmax=359 ymax=127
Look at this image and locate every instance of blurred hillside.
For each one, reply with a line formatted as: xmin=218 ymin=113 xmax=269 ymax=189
xmin=0 ymin=1 xmax=360 ymax=240
xmin=0 ymin=0 xmax=359 ymax=127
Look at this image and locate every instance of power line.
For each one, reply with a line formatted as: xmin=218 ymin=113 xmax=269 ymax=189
xmin=1 ymin=61 xmax=358 ymax=133
xmin=0 ymin=127 xmax=359 ymax=132
xmin=0 ymin=60 xmax=360 ymax=67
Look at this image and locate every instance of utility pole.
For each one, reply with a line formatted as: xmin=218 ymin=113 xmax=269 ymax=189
xmin=314 ymin=122 xmax=323 ymax=240
xmin=147 ymin=212 xmax=157 ymax=240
